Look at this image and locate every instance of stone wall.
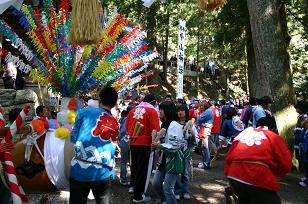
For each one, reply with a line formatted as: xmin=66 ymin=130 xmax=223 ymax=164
xmin=0 ymin=89 xmax=39 ymax=121
xmin=0 ymin=78 xmax=55 ymax=106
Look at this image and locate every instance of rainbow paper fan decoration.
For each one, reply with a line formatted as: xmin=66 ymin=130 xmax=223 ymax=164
xmin=0 ymin=0 xmax=158 ymax=97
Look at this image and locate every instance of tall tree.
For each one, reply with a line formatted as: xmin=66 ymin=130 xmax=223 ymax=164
xmin=246 ymin=0 xmax=296 ymax=137
xmin=302 ymin=0 xmax=308 ymax=32
xmin=246 ymin=0 xmax=295 ymax=108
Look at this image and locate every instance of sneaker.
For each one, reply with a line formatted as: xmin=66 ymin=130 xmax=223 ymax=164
xmin=198 ymin=162 xmax=210 ymax=169
xmin=203 ymin=163 xmax=211 ymax=169
xmin=120 ymin=180 xmax=128 ymax=186
xmin=175 ymin=194 xmax=180 ymax=200
xmin=299 ymin=181 xmax=307 ymax=187
xmin=132 ymin=195 xmax=151 ymax=203
xmin=300 ymin=177 xmax=307 ymax=182
xmin=128 ymin=187 xmax=134 ymax=194
xmin=198 ymin=163 xmax=204 ymax=169
xmin=183 ymin=193 xmax=190 ymax=200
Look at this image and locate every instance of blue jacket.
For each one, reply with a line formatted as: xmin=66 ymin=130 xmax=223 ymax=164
xmin=70 ymin=107 xmax=119 ymax=182
xmin=299 ymin=129 xmax=308 ymax=162
xmin=220 ymin=119 xmax=241 ymax=139
xmin=197 ymin=108 xmax=213 ymax=127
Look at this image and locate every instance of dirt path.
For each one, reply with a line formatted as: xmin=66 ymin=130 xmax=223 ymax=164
xmin=26 ymin=152 xmax=308 ymax=204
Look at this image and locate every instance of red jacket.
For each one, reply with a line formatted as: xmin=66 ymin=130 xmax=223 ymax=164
xmin=225 ymin=127 xmax=292 ymax=192
xmin=189 ymin=107 xmax=199 ymax=121
xmin=126 ymin=102 xmax=160 ymax=146
xmin=210 ymin=106 xmax=222 ymax=134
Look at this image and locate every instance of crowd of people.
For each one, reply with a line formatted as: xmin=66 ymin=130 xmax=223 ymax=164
xmin=0 ymin=86 xmax=307 ymax=204
xmin=115 ymin=92 xmax=307 ymax=204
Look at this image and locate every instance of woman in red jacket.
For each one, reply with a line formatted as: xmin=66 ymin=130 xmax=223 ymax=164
xmin=225 ymin=117 xmax=292 ymax=204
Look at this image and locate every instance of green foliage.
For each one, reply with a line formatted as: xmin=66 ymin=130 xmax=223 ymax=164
xmin=0 ymin=64 xmax=4 ymax=72
xmin=285 ymin=0 xmax=308 ymax=99
xmin=99 ymin=0 xmax=307 ymax=99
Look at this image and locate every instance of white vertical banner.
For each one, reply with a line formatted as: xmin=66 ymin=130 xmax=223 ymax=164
xmin=177 ymin=20 xmax=186 ymax=99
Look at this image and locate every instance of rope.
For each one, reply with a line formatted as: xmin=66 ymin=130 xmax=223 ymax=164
xmin=1 ymin=105 xmax=30 ymax=204
xmin=24 ymin=131 xmax=46 ymax=162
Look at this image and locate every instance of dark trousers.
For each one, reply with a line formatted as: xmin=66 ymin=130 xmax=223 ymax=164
xmin=130 ymin=146 xmax=151 ymax=200
xmin=229 ymin=178 xmax=281 ymax=204
xmin=3 ymin=76 xmax=15 ymax=89
xmin=304 ymin=162 xmax=308 ymax=178
xmin=69 ymin=178 xmax=112 ymax=204
xmin=0 ymin=177 xmax=10 ymax=204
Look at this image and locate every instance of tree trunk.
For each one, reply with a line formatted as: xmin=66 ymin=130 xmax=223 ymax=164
xmin=245 ymin=23 xmax=257 ymax=97
xmin=246 ymin=0 xmax=295 ymax=109
xmin=145 ymin=2 xmax=158 ymax=86
xmin=162 ymin=12 xmax=170 ymax=82
xmin=244 ymin=0 xmax=256 ymax=97
xmin=146 ymin=3 xmax=158 ymax=50
xmin=246 ymin=0 xmax=296 ymax=139
xmin=303 ymin=0 xmax=308 ymax=33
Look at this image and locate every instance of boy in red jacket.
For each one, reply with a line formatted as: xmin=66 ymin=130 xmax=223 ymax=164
xmin=225 ymin=117 xmax=292 ymax=204
xmin=125 ymin=94 xmax=160 ymax=203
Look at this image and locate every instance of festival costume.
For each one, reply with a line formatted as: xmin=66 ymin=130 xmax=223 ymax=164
xmin=210 ymin=106 xmax=222 ymax=152
xmin=117 ymin=117 xmax=130 ymax=184
xmin=252 ymin=106 xmax=278 ymax=133
xmin=70 ymin=107 xmax=119 ymax=203
xmin=241 ymin=105 xmax=255 ymax=127
xmin=126 ymin=102 xmax=160 ymax=146
xmin=225 ymin=127 xmax=292 ymax=203
xmin=189 ymin=107 xmax=198 ymax=121
xmin=299 ymin=128 xmax=308 ymax=183
xmin=210 ymin=106 xmax=222 ymax=135
xmin=154 ymin=121 xmax=185 ymax=204
xmin=219 ymin=116 xmax=244 ymax=148
xmin=197 ymin=108 xmax=213 ymax=167
xmin=252 ymin=106 xmax=270 ymax=127
xmin=175 ymin=124 xmax=198 ymax=196
xmin=125 ymin=102 xmax=160 ymax=201
xmin=294 ymin=113 xmax=308 ymax=168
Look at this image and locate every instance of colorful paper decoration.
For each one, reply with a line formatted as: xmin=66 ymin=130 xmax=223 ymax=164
xmin=0 ymin=0 xmax=159 ymax=97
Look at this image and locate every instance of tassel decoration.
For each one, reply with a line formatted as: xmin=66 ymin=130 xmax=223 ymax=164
xmin=70 ymin=0 xmax=102 ymax=45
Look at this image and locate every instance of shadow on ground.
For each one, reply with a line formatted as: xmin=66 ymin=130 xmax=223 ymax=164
xmin=27 ymin=150 xmax=308 ymax=204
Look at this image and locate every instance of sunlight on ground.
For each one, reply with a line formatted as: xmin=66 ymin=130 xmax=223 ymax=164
xmin=59 ymin=190 xmax=95 ymax=200
xmin=191 ymin=180 xmax=226 ymax=204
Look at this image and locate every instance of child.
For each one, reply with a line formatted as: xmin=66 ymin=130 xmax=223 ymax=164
xmin=117 ymin=106 xmax=133 ymax=186
xmin=299 ymin=118 xmax=308 ymax=187
xmin=35 ymin=105 xmax=50 ymax=130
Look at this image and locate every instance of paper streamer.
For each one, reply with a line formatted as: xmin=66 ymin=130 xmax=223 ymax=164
xmin=2 ymin=0 xmax=159 ymax=97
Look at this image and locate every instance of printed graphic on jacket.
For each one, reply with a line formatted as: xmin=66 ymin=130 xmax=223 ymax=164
xmin=133 ymin=107 xmax=146 ymax=119
xmin=92 ymin=112 xmax=118 ymax=141
xmin=234 ymin=127 xmax=267 ymax=146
